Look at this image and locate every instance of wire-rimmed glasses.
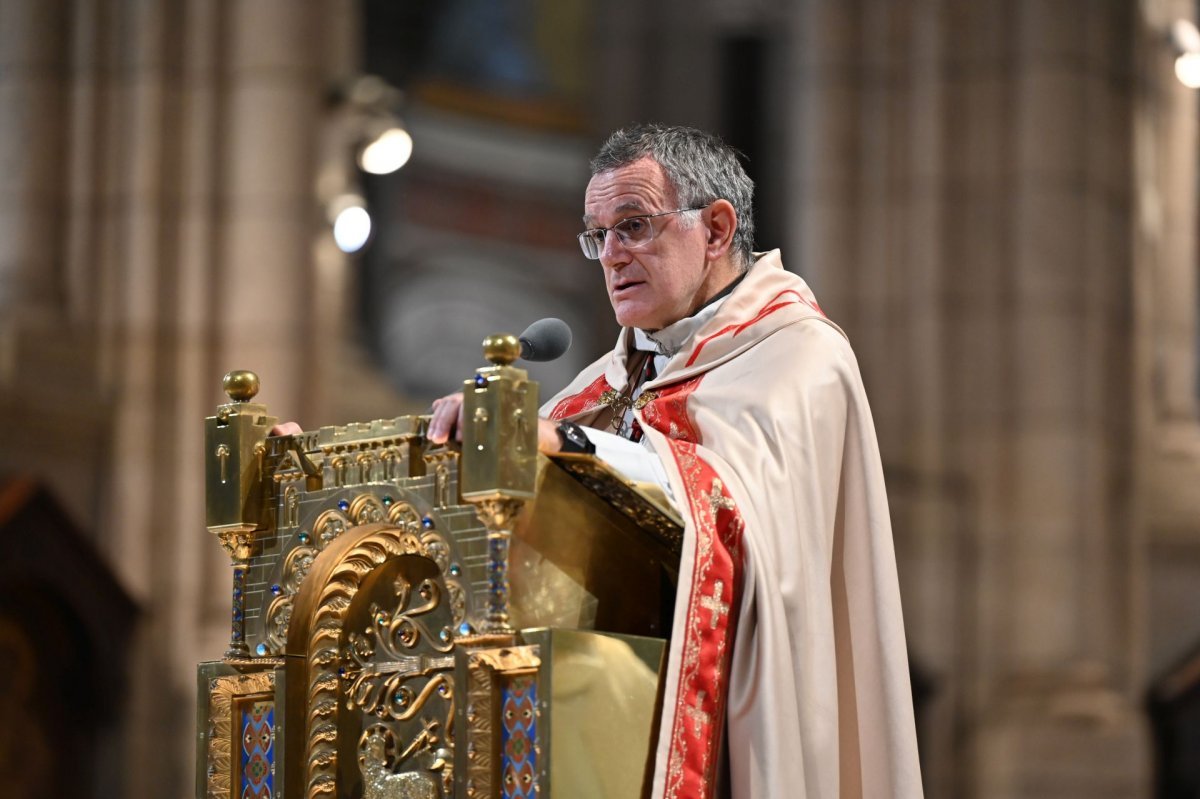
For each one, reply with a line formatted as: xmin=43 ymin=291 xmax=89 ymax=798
xmin=577 ymin=206 xmax=709 ymax=259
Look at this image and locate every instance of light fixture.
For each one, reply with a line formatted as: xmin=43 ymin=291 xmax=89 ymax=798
xmin=359 ymin=126 xmax=413 ymax=175
xmin=329 ymin=194 xmax=372 ymax=253
xmin=1171 ymin=19 xmax=1200 ymax=88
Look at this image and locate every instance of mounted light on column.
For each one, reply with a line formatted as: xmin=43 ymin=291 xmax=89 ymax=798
xmin=359 ymin=124 xmax=413 ymax=175
xmin=1171 ymin=19 xmax=1200 ymax=88
xmin=329 ymin=193 xmax=372 ymax=254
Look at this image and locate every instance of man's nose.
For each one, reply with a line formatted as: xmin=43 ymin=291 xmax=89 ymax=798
xmin=599 ymin=229 xmax=630 ymax=267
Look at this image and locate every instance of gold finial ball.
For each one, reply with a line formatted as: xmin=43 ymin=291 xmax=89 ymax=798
xmin=482 ymin=333 xmax=520 ymax=366
xmin=223 ymin=370 xmax=260 ymax=402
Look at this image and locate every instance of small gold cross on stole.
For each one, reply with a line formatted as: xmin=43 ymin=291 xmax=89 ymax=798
xmin=707 ymin=478 xmax=736 ymax=516
xmin=684 ymin=690 xmax=712 ymax=738
xmin=699 ymin=580 xmax=730 ymax=629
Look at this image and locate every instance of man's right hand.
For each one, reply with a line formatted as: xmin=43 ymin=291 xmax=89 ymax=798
xmin=427 ymin=392 xmax=465 ymax=444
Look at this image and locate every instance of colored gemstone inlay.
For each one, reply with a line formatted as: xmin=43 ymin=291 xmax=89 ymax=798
xmin=240 ymin=700 xmax=275 ymax=799
xmin=422 ymin=516 xmax=434 ymax=529
xmin=383 ymin=495 xmax=393 ymax=505
xmin=500 ymin=675 xmax=537 ymax=799
xmin=270 ymin=584 xmax=282 ymax=596
xmin=256 ymin=643 xmax=268 ymax=656
xmin=337 ymin=499 xmax=350 ymax=512
xmin=298 ymin=532 xmax=310 ymax=544
xmin=475 ymin=374 xmax=487 ymax=387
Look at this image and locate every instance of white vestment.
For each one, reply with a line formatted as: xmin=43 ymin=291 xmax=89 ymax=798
xmin=542 ymin=250 xmax=923 ymax=799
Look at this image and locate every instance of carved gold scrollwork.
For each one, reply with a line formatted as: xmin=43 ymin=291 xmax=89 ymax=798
xmin=300 ymin=525 xmax=460 ymax=799
xmin=265 ymin=595 xmax=293 ymax=652
xmin=205 ymin=671 xmax=275 ymax=799
xmin=313 ymin=509 xmax=349 ymax=546
xmin=446 ymin=581 xmax=467 ymax=626
xmin=388 ymin=501 xmax=421 ymax=530
xmin=216 ymin=529 xmax=259 ymax=561
xmin=350 ymin=494 xmax=386 ymax=526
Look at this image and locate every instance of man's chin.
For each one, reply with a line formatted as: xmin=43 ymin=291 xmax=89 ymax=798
xmin=613 ymin=306 xmax=655 ymax=330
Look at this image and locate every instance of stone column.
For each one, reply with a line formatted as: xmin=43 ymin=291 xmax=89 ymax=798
xmin=788 ymin=1 xmax=1149 ymax=796
xmin=0 ymin=0 xmax=67 ymax=324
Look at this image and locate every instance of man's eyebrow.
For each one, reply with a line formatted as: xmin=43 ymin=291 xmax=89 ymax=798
xmin=583 ymin=200 xmax=648 ymax=228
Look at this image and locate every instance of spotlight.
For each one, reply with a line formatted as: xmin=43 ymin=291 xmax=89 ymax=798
xmin=330 ymin=196 xmax=372 ymax=253
xmin=359 ymin=126 xmax=413 ymax=175
xmin=1171 ymin=19 xmax=1200 ymax=87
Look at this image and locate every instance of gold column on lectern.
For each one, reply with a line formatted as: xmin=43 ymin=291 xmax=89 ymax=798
xmin=459 ymin=333 xmax=539 ymax=636
xmin=204 ymin=370 xmax=277 ymax=658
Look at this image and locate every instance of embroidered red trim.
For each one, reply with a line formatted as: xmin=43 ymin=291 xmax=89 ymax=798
xmin=686 ymin=289 xmax=825 ymax=367
xmin=659 ymin=440 xmax=744 ymax=799
xmin=547 ymin=373 xmax=611 ymax=420
xmin=640 ymin=376 xmax=744 ymax=799
xmin=640 ymin=375 xmax=703 ymax=445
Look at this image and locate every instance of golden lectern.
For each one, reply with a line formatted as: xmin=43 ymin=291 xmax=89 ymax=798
xmin=195 ymin=335 xmax=682 ymax=799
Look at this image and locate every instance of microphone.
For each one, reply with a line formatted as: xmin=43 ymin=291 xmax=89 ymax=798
xmin=518 ymin=317 xmax=572 ymax=362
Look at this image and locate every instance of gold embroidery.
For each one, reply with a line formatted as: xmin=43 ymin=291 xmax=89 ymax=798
xmin=599 ymin=388 xmax=660 ymax=432
xmin=706 ymin=478 xmax=735 ymax=517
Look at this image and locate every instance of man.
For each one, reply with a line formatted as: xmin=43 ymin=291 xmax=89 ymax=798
xmin=433 ymin=124 xmax=922 ymax=798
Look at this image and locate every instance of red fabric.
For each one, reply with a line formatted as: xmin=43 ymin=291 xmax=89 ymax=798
xmin=547 ymin=373 xmax=611 ymax=420
xmin=686 ymin=289 xmax=825 ymax=367
xmin=657 ymin=442 xmax=744 ymax=798
xmin=642 ymin=377 xmax=744 ymax=799
xmin=640 ymin=376 xmax=703 ymax=445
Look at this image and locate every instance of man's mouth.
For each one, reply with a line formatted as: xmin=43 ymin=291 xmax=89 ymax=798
xmin=612 ymin=280 xmax=644 ymax=297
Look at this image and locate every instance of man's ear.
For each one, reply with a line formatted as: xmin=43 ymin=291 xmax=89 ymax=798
xmin=704 ymin=199 xmax=737 ymax=260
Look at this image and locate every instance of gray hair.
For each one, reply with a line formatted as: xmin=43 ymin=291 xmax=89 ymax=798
xmin=590 ymin=124 xmax=756 ymax=268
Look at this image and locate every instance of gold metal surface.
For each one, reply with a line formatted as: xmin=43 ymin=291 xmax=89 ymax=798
xmin=199 ymin=665 xmax=278 ymax=799
xmin=481 ymin=333 xmax=521 ymax=366
xmin=206 ymin=370 xmax=277 ymax=532
xmin=197 ymin=362 xmax=684 ymax=799
xmin=286 ymin=522 xmax=457 ymax=799
xmin=456 ymin=644 xmax=542 ymax=799
xmin=223 ymin=369 xmax=261 ymax=402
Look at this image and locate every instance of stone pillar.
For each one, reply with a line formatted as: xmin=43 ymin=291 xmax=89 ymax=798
xmin=0 ymin=0 xmax=67 ymax=323
xmin=0 ymin=1 xmax=359 ymax=796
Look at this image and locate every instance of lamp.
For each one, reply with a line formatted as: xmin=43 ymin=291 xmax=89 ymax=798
xmin=1170 ymin=19 xmax=1200 ymax=88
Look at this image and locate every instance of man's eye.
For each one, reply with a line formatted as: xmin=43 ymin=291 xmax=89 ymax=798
xmin=618 ymin=217 xmax=648 ymax=237
xmin=585 ymin=230 xmax=606 ymax=244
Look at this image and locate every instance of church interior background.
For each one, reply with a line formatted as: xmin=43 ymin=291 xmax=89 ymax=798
xmin=3 ymin=0 xmax=1200 ymax=796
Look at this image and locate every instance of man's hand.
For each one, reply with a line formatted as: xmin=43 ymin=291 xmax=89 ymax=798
xmin=428 ymin=392 xmax=464 ymax=444
xmin=538 ymin=417 xmax=562 ymax=454
xmin=428 ymin=389 xmax=562 ymax=454
xmin=272 ymin=421 xmax=303 ymax=436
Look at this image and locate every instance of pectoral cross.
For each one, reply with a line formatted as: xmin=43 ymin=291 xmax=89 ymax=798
xmin=599 ymin=389 xmax=659 ymax=435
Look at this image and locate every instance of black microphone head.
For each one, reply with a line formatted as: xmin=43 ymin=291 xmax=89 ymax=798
xmin=518 ymin=317 xmax=572 ymax=362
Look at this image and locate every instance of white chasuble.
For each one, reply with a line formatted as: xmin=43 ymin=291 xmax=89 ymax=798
xmin=543 ymin=250 xmax=924 ymax=799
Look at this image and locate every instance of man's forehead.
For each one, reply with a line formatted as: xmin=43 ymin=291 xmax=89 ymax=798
xmin=583 ymin=158 xmax=672 ymax=223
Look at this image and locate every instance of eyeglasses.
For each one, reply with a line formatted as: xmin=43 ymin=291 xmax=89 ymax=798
xmin=577 ymin=206 xmax=709 ymax=260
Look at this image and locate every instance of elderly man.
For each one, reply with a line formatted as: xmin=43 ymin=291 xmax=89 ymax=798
xmin=431 ymin=124 xmax=922 ymax=798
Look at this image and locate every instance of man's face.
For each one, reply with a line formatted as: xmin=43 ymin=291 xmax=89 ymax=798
xmin=583 ymin=157 xmax=711 ymax=331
